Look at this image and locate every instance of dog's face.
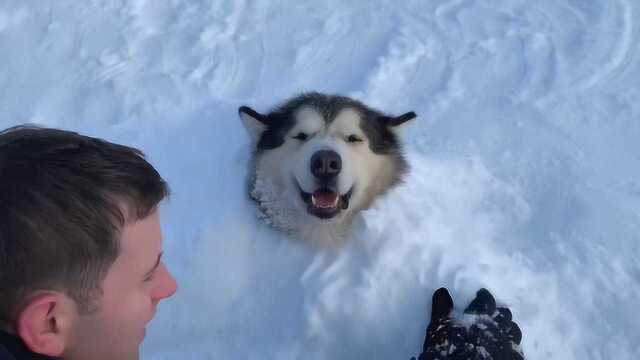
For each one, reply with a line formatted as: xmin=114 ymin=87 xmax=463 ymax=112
xmin=240 ymin=93 xmax=415 ymax=235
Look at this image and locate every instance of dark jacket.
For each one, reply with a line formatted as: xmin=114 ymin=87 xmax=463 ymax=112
xmin=0 ymin=331 xmax=58 ymax=360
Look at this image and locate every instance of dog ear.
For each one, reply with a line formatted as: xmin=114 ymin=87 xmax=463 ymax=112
xmin=380 ymin=111 xmax=417 ymax=135
xmin=239 ymin=106 xmax=269 ymax=144
xmin=383 ymin=111 xmax=417 ymax=127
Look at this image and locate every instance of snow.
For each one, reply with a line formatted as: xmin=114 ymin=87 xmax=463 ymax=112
xmin=1 ymin=0 xmax=639 ymax=359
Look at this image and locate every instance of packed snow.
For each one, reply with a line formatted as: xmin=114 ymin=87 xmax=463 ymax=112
xmin=1 ymin=0 xmax=639 ymax=359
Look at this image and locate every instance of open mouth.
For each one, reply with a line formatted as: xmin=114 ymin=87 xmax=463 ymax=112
xmin=297 ymin=184 xmax=354 ymax=219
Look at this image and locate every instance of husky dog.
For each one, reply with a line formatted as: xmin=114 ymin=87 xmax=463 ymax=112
xmin=239 ymin=92 xmax=416 ymax=246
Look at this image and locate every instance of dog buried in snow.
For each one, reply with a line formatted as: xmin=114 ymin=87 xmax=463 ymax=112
xmin=239 ymin=92 xmax=416 ymax=246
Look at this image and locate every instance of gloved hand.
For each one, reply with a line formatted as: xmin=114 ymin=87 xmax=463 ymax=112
xmin=411 ymin=288 xmax=524 ymax=360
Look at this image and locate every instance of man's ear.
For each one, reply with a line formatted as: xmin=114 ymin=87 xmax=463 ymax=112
xmin=17 ymin=292 xmax=75 ymax=357
xmin=380 ymin=111 xmax=417 ymax=134
xmin=239 ymin=106 xmax=269 ymax=144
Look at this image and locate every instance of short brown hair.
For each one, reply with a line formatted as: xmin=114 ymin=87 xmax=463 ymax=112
xmin=0 ymin=125 xmax=169 ymax=326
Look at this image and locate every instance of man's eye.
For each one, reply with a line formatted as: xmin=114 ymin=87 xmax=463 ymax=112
xmin=347 ymin=135 xmax=363 ymax=143
xmin=292 ymin=133 xmax=309 ymax=141
xmin=144 ymin=268 xmax=160 ymax=282
xmin=143 ymin=272 xmax=156 ymax=282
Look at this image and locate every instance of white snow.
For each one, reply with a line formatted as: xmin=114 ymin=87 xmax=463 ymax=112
xmin=1 ymin=1 xmax=639 ymax=359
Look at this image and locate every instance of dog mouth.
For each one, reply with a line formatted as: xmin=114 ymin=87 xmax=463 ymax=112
xmin=297 ymin=184 xmax=354 ymax=219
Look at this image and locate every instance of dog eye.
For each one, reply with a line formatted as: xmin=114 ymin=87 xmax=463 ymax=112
xmin=292 ymin=133 xmax=309 ymax=141
xmin=347 ymin=135 xmax=363 ymax=143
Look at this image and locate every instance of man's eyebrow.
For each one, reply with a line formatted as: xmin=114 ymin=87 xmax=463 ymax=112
xmin=144 ymin=252 xmax=163 ymax=277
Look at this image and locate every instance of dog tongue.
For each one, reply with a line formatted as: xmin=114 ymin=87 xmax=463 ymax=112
xmin=313 ymin=190 xmax=338 ymax=208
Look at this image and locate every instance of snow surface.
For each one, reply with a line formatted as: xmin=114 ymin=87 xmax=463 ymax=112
xmin=1 ymin=0 xmax=640 ymax=359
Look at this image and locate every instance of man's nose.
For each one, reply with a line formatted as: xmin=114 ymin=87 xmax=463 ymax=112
xmin=152 ymin=263 xmax=177 ymax=305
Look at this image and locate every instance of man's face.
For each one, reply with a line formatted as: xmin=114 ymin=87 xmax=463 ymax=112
xmin=64 ymin=210 xmax=177 ymax=360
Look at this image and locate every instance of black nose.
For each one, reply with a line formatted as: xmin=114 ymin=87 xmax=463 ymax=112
xmin=310 ymin=150 xmax=342 ymax=179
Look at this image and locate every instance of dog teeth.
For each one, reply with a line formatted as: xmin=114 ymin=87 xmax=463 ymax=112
xmin=311 ymin=194 xmax=340 ymax=209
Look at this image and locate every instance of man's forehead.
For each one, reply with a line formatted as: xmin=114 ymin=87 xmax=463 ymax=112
xmin=119 ymin=211 xmax=162 ymax=253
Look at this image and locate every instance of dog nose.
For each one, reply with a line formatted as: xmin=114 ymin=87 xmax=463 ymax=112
xmin=310 ymin=150 xmax=342 ymax=179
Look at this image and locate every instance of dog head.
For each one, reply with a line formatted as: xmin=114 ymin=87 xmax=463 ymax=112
xmin=239 ymin=93 xmax=416 ymax=236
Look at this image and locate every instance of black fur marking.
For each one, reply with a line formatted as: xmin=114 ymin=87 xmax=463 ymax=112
xmin=359 ymin=112 xmax=402 ymax=155
xmin=254 ymin=112 xmax=295 ymax=150
xmin=270 ymin=92 xmax=363 ymax=125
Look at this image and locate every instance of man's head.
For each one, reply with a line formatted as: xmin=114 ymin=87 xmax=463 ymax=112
xmin=0 ymin=125 xmax=177 ymax=359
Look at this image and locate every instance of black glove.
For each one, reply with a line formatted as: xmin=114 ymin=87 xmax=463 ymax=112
xmin=411 ymin=288 xmax=524 ymax=360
